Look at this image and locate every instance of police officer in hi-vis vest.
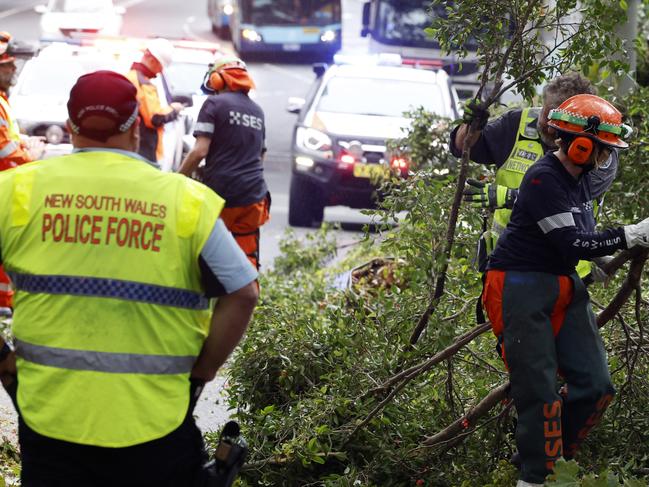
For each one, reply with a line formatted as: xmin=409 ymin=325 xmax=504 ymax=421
xmin=450 ymin=73 xmax=618 ymax=280
xmin=0 ymin=70 xmax=258 ymax=486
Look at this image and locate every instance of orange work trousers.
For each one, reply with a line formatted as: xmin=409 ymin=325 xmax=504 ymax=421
xmin=220 ymin=195 xmax=270 ymax=271
xmin=0 ymin=265 xmax=13 ymax=308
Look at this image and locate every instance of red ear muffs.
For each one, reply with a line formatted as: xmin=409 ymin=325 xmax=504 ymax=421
xmin=567 ymin=136 xmax=593 ymax=164
xmin=208 ymin=71 xmax=226 ymax=91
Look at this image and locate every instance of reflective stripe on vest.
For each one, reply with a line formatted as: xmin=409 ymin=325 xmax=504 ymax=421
xmin=8 ymin=272 xmax=209 ymax=310
xmin=15 ymin=339 xmax=195 ymax=374
xmin=0 ymin=95 xmax=21 ymax=142
xmin=0 ymin=140 xmax=18 ymax=158
xmin=0 ymin=152 xmax=225 ymax=447
xmin=493 ymin=107 xmax=544 ymax=232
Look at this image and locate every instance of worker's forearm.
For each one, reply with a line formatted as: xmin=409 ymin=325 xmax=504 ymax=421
xmin=178 ymin=150 xmax=205 ymax=176
xmin=191 ymin=283 xmax=259 ymax=381
xmin=454 ymin=124 xmax=469 ymax=152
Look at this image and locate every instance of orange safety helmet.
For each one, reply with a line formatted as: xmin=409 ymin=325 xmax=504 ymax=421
xmin=548 ymin=94 xmax=630 ymax=149
xmin=0 ymin=32 xmax=15 ymax=64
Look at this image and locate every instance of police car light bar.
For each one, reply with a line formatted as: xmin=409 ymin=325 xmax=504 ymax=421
xmin=41 ymin=36 xmax=221 ymax=55
xmin=333 ymin=52 xmax=403 ymax=67
xmin=402 ymin=57 xmax=444 ymax=69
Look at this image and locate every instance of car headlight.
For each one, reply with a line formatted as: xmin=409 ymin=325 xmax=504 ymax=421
xmin=223 ymin=4 xmax=234 ymax=15
xmin=320 ymin=30 xmax=337 ymax=42
xmin=242 ymin=29 xmax=263 ymax=42
xmin=296 ymin=127 xmax=333 ymax=157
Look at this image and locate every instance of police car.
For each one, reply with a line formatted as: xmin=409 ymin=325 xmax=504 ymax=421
xmin=287 ymin=54 xmax=460 ymax=227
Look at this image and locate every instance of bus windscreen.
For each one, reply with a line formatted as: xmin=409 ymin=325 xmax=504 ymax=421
xmin=241 ymin=0 xmax=341 ymax=26
xmin=375 ymin=0 xmax=476 ymax=49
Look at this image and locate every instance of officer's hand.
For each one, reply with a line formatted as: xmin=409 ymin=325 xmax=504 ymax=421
xmin=463 ymin=179 xmax=517 ymax=210
xmin=170 ymin=102 xmax=185 ymax=113
xmin=25 ymin=136 xmax=45 ymax=161
xmin=462 ymin=99 xmax=490 ymax=131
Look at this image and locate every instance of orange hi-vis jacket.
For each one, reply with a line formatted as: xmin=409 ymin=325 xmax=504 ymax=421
xmin=0 ymin=90 xmax=31 ymax=307
xmin=126 ymin=68 xmax=173 ymax=162
xmin=0 ymin=91 xmax=31 ymax=171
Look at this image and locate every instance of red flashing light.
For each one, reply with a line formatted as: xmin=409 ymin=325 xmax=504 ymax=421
xmin=340 ymin=154 xmax=355 ymax=164
xmin=391 ymin=157 xmax=408 ymax=170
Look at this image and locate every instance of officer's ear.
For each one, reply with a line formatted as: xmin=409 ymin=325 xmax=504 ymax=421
xmin=66 ymin=120 xmax=79 ymax=146
xmin=129 ymin=117 xmax=141 ymax=153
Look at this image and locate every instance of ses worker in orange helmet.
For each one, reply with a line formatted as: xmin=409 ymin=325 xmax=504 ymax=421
xmin=482 ymin=94 xmax=649 ymax=487
xmin=126 ymin=38 xmax=184 ymax=164
xmin=179 ymin=56 xmax=269 ymax=272
xmin=0 ymin=31 xmax=44 ymax=318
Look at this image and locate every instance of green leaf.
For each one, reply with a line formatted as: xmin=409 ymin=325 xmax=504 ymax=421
xmin=547 ymin=459 xmax=580 ymax=486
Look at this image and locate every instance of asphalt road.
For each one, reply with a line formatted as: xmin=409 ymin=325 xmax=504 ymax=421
xmin=0 ymin=0 xmax=375 ymax=436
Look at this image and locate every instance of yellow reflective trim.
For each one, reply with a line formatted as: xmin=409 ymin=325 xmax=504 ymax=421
xmin=11 ymin=165 xmax=36 ymax=227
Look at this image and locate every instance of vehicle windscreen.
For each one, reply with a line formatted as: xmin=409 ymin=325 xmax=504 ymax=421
xmin=241 ymin=0 xmax=341 ymax=26
xmin=316 ymin=75 xmax=450 ymax=118
xmin=51 ymin=0 xmax=111 ymax=13
xmin=375 ymin=0 xmax=477 ymax=50
xmin=165 ymin=62 xmax=207 ymax=96
xmin=19 ymin=57 xmax=118 ymax=98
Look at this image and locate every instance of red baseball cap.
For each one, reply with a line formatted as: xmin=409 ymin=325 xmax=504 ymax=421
xmin=67 ymin=70 xmax=139 ymax=142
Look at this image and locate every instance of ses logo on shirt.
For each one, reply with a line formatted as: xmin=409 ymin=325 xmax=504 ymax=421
xmin=229 ymin=110 xmax=263 ymax=130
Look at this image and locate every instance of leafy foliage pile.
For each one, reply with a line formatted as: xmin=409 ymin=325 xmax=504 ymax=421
xmin=218 ymin=79 xmax=649 ymax=485
xmin=217 ymin=0 xmax=649 ymax=484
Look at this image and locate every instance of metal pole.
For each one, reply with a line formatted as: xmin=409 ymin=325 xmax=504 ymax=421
xmin=616 ymin=0 xmax=638 ymax=94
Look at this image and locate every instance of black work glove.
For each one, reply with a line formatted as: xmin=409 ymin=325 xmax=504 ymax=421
xmin=462 ymin=99 xmax=490 ymax=130
xmin=463 ymin=178 xmax=517 ymax=210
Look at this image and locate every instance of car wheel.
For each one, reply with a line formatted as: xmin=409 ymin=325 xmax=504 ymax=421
xmin=288 ymin=178 xmax=324 ymax=228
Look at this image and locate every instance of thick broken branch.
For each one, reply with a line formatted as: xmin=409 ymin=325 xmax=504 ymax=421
xmin=423 ymin=382 xmax=510 ymax=447
xmin=597 ymin=248 xmax=649 ymax=328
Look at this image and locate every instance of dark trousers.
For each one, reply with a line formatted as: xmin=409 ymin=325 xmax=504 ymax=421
xmin=19 ymin=382 xmax=208 ymax=487
xmin=483 ymin=270 xmax=615 ymax=484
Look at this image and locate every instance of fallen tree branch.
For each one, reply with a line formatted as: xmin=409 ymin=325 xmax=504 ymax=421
xmin=596 ymin=247 xmax=649 ymax=328
xmin=423 ymin=382 xmax=510 ymax=447
xmin=370 ymin=322 xmax=492 ymax=396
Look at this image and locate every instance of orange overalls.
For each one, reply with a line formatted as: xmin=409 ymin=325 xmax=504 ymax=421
xmin=0 ymin=90 xmax=32 ymax=308
xmin=220 ymin=195 xmax=270 ymax=270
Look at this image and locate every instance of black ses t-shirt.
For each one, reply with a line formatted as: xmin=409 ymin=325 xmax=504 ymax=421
xmin=194 ymin=91 xmax=268 ymax=207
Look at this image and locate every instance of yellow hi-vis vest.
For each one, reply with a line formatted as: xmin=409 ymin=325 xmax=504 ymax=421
xmin=0 ymin=150 xmax=224 ymax=447
xmin=493 ymin=107 xmax=544 ymax=233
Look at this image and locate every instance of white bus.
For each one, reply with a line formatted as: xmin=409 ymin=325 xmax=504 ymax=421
xmin=361 ymin=0 xmax=479 ymax=98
